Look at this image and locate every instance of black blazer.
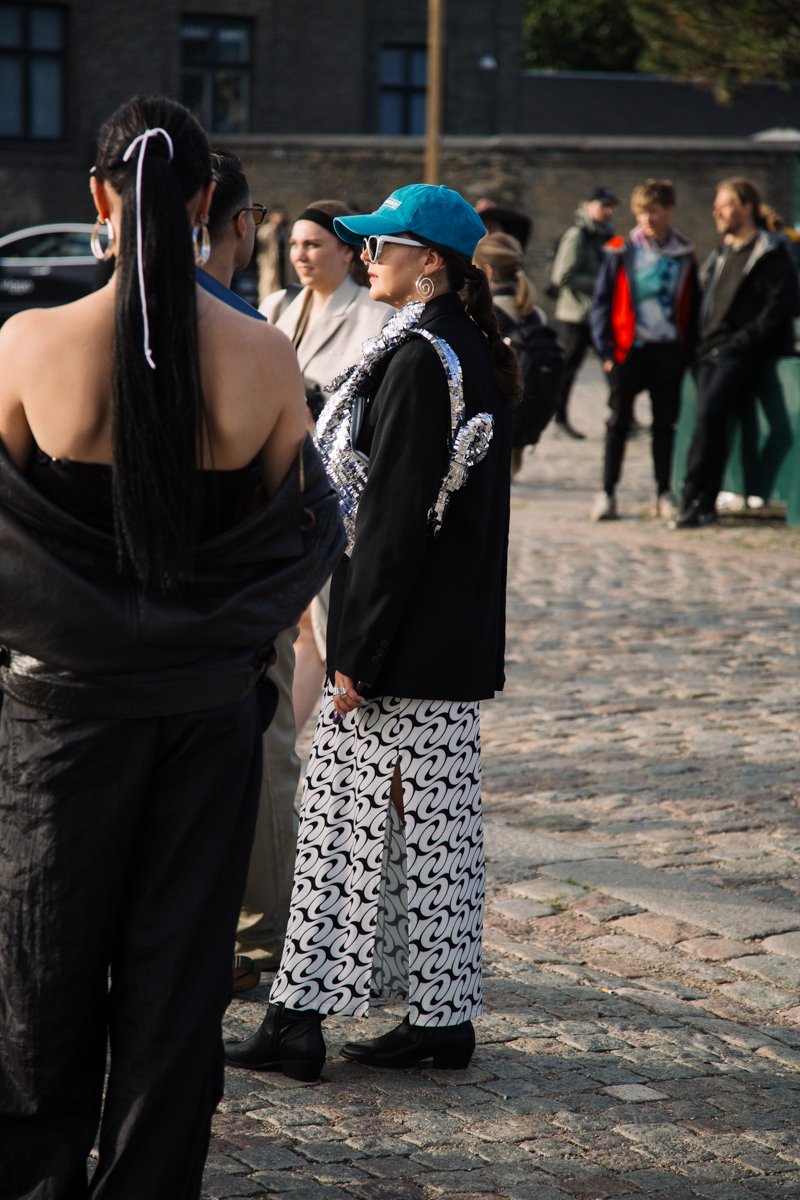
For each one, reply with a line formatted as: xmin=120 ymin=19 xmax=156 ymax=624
xmin=326 ymin=292 xmax=512 ymax=701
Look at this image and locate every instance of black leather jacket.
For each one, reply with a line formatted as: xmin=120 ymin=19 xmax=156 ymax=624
xmin=0 ymin=436 xmax=345 ymax=717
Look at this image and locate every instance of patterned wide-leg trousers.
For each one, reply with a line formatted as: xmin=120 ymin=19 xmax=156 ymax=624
xmin=270 ymin=689 xmax=484 ymax=1026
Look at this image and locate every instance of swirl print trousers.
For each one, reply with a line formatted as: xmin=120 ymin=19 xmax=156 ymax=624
xmin=270 ymin=689 xmax=484 ymax=1026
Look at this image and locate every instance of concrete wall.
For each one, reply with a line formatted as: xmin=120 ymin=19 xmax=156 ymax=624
xmin=4 ymin=128 xmax=795 ymax=308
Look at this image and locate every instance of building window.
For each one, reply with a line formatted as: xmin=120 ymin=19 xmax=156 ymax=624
xmin=379 ymin=45 xmax=427 ymax=135
xmin=0 ymin=3 xmax=65 ymax=139
xmin=181 ymin=16 xmax=251 ymax=134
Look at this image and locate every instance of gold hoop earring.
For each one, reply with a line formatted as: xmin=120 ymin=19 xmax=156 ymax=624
xmin=415 ymin=273 xmax=435 ymax=300
xmin=192 ymin=221 xmax=211 ymax=266
xmin=90 ymin=218 xmax=115 ymax=261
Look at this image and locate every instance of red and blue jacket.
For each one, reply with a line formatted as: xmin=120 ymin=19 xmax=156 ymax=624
xmin=590 ymin=232 xmax=700 ymax=364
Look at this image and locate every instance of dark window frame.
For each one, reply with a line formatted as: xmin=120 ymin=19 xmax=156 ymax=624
xmin=0 ymin=2 xmax=67 ymax=141
xmin=180 ymin=13 xmax=253 ymax=135
xmin=378 ymin=43 xmax=428 ymax=135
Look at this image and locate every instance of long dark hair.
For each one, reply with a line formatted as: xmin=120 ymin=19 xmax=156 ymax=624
xmin=717 ymin=177 xmax=766 ymax=229
xmin=94 ymin=95 xmax=212 ymax=590
xmin=416 ymin=236 xmax=522 ymax=405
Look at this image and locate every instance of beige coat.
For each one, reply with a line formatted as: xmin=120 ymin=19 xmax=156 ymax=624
xmin=260 ymin=275 xmax=392 ymax=398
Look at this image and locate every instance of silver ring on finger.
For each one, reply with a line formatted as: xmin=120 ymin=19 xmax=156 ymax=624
xmin=332 ymin=686 xmax=347 ymax=696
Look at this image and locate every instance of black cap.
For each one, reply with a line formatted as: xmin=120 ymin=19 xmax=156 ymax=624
xmin=477 ymin=205 xmax=532 ymax=249
xmin=586 ymin=186 xmax=618 ymax=205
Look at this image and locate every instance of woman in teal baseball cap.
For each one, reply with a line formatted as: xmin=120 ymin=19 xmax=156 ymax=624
xmin=225 ymin=183 xmax=521 ymax=1080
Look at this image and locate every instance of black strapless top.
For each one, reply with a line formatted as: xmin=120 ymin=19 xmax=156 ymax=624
xmin=28 ymin=446 xmax=261 ymax=540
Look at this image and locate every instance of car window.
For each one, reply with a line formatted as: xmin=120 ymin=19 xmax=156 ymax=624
xmin=1 ymin=230 xmax=93 ymax=258
xmin=54 ymin=232 xmax=93 ymax=257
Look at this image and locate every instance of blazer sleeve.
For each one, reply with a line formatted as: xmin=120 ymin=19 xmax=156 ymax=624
xmin=332 ymin=338 xmax=452 ymax=686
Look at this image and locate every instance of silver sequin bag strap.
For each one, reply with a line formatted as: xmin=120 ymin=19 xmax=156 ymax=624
xmin=415 ymin=330 xmax=495 ymax=537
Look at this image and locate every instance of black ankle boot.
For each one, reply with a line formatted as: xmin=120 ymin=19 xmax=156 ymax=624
xmin=340 ymin=1015 xmax=475 ymax=1069
xmin=224 ymin=1001 xmax=325 ymax=1082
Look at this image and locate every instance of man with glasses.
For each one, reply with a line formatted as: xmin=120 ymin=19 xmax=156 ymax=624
xmin=198 ymin=150 xmax=302 ymax=999
xmin=197 ymin=148 xmax=267 ymax=315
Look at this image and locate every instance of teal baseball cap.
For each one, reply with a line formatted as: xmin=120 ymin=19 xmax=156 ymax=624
xmin=333 ymin=184 xmax=487 ymax=260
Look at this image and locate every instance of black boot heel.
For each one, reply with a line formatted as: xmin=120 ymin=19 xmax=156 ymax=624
xmin=341 ymin=1015 xmax=475 ymax=1069
xmin=224 ymin=1001 xmax=326 ymax=1080
xmin=280 ymin=1057 xmax=325 ymax=1083
xmin=431 ymin=1047 xmax=474 ymax=1070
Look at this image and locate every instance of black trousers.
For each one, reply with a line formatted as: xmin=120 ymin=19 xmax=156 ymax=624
xmin=556 ymin=321 xmax=593 ymax=422
xmin=602 ymin=342 xmax=687 ymax=495
xmin=682 ymin=352 xmax=763 ymax=512
xmin=0 ymin=693 xmax=262 ymax=1200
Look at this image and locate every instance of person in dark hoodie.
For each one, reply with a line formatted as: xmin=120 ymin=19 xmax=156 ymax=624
xmin=674 ymin=177 xmax=800 ymax=528
xmin=590 ymin=179 xmax=700 ymax=522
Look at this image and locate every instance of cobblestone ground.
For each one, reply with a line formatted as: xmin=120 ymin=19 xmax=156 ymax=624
xmin=211 ymin=364 xmax=800 ymax=1200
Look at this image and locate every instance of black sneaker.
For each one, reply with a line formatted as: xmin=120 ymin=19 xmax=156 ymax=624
xmin=672 ymin=501 xmax=718 ymax=529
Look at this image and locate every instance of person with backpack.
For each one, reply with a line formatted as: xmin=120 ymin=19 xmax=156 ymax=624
xmin=549 ymin=185 xmax=618 ymax=438
xmin=474 ymin=232 xmax=562 ymax=476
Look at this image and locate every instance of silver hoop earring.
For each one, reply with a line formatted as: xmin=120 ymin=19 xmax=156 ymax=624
xmin=90 ymin=218 xmax=115 ymax=261
xmin=192 ymin=221 xmax=211 ymax=266
xmin=415 ymin=273 xmax=435 ymax=300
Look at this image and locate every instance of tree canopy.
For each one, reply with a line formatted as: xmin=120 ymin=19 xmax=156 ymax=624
xmin=523 ymin=0 xmax=800 ymax=100
xmin=522 ymin=0 xmax=644 ymax=73
xmin=630 ymin=0 xmax=800 ymax=101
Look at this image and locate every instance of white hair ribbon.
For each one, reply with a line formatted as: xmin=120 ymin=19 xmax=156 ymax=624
xmin=121 ymin=127 xmax=175 ymax=371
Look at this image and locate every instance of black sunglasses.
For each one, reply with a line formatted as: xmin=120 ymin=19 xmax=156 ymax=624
xmin=237 ymin=203 xmax=268 ymax=226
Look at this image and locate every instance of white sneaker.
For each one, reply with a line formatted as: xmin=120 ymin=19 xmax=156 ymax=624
xmin=590 ymin=491 xmax=618 ymax=521
xmin=655 ymin=492 xmax=679 ymax=521
xmin=716 ymin=491 xmax=746 ymax=512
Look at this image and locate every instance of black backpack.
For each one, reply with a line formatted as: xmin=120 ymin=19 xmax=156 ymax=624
xmin=495 ymin=306 xmax=563 ymax=446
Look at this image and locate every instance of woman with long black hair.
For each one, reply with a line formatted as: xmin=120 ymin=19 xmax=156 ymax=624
xmin=225 ymin=184 xmax=518 ymax=1082
xmin=0 ymin=96 xmax=343 ymax=1198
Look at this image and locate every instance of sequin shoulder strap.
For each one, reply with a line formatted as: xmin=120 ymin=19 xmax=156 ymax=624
xmin=315 ymin=302 xmax=494 ymax=552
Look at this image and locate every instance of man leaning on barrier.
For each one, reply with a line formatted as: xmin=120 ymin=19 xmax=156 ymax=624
xmin=674 ymin=177 xmax=800 ymax=529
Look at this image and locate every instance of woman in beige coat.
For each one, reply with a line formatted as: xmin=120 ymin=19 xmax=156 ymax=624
xmin=261 ymin=200 xmax=391 ymax=730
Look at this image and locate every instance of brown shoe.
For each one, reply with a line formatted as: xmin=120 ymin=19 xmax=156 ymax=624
xmin=232 ymin=954 xmax=261 ymax=995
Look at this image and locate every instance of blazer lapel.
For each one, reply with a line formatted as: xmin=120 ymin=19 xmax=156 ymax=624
xmin=295 ymin=276 xmax=357 ymax=373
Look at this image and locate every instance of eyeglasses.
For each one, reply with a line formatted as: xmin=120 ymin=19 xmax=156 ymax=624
xmin=237 ymin=203 xmax=268 ymax=226
xmin=363 ymin=234 xmax=426 ymax=263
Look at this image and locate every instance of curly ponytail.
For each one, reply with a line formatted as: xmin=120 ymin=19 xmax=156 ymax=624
xmin=94 ymin=96 xmax=212 ymax=590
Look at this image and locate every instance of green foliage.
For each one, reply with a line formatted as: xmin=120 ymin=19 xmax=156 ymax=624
xmin=523 ymin=0 xmax=800 ymax=99
xmin=522 ymin=0 xmax=644 ymax=73
xmin=630 ymin=0 xmax=800 ymax=100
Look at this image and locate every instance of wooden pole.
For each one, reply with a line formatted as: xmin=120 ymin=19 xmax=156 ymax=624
xmin=425 ymin=0 xmax=445 ymax=184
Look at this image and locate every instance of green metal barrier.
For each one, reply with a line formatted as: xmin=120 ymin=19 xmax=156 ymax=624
xmin=672 ymin=357 xmax=800 ymax=526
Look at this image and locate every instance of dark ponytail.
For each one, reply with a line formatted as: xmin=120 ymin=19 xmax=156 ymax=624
xmin=94 ymin=95 xmax=212 ymax=590
xmin=416 ymin=236 xmax=522 ymax=406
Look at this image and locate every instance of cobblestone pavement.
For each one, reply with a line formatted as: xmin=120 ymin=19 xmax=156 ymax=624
xmin=211 ymin=364 xmax=800 ymax=1199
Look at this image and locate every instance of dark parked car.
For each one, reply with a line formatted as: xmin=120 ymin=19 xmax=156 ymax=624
xmin=0 ymin=223 xmax=98 ymax=324
xmin=0 ymin=222 xmax=261 ymax=325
